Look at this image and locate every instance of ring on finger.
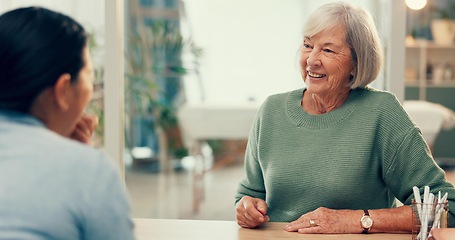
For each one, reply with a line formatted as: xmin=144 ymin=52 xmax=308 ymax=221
xmin=309 ymin=219 xmax=316 ymax=227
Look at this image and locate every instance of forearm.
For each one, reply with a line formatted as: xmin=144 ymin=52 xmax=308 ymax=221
xmin=339 ymin=204 xmax=413 ymax=234
xmin=368 ymin=206 xmax=413 ymax=233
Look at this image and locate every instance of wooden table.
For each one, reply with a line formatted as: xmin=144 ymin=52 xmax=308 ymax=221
xmin=133 ymin=218 xmax=410 ymax=240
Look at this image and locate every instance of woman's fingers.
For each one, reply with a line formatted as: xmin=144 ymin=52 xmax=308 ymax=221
xmin=70 ymin=114 xmax=98 ymax=144
xmin=255 ymin=199 xmax=269 ymax=216
xmin=236 ymin=197 xmax=269 ymax=228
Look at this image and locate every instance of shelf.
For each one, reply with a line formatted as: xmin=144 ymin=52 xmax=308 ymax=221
xmin=406 ymin=39 xmax=455 ymax=49
xmin=405 ymin=80 xmax=455 ymax=88
xmin=405 ymin=38 xmax=455 ymax=103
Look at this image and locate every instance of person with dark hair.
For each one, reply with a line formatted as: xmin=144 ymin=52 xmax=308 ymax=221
xmin=0 ymin=7 xmax=134 ymax=239
xmin=235 ymin=2 xmax=455 ymax=234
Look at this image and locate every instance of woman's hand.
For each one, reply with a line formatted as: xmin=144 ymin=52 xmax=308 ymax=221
xmin=284 ymin=207 xmax=361 ymax=234
xmin=70 ymin=113 xmax=99 ymax=145
xmin=236 ymin=196 xmax=270 ymax=228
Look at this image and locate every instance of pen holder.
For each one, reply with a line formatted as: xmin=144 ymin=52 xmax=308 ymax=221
xmin=412 ymin=199 xmax=449 ymax=240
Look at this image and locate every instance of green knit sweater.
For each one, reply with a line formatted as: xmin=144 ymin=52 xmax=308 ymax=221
xmin=235 ymin=87 xmax=455 ymax=227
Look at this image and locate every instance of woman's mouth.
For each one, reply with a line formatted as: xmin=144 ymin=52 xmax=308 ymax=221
xmin=307 ymin=71 xmax=326 ymax=78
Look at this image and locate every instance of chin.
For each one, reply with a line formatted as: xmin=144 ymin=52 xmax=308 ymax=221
xmin=305 ymin=79 xmax=324 ymax=89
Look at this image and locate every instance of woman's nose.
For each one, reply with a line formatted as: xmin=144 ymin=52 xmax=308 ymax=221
xmin=306 ymin=51 xmax=321 ymax=67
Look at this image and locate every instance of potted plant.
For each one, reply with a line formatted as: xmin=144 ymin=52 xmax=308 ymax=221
xmin=125 ymin=19 xmax=202 ymax=172
xmin=430 ymin=1 xmax=455 ymax=45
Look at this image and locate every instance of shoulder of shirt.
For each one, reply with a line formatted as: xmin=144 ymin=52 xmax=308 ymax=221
xmin=261 ymin=88 xmax=301 ymax=106
xmin=355 ymin=86 xmax=401 ymax=106
xmin=30 ymin=126 xmax=114 ymax=169
xmin=358 ymin=87 xmax=413 ymax=126
xmin=254 ymin=89 xmax=300 ymax=116
xmin=361 ymin=86 xmax=396 ymax=97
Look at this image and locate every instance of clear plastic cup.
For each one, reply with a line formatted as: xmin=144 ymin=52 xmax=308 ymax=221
xmin=411 ymin=199 xmax=449 ymax=240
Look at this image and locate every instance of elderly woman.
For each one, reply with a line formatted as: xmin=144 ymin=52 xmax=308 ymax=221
xmin=235 ymin=2 xmax=455 ymax=234
xmin=0 ymin=7 xmax=134 ymax=239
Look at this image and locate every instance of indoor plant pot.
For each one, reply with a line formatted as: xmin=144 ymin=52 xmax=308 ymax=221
xmin=431 ymin=19 xmax=455 ymax=45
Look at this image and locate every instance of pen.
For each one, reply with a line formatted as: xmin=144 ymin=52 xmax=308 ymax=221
xmin=413 ymin=186 xmax=422 ymax=220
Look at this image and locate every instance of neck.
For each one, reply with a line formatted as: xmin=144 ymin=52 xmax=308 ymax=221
xmin=302 ymin=88 xmax=351 ymax=114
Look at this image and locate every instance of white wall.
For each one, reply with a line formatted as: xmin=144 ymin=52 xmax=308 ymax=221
xmin=181 ymin=0 xmax=303 ymax=104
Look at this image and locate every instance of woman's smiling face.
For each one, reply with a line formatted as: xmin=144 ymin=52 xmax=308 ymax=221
xmin=300 ymin=26 xmax=354 ymax=96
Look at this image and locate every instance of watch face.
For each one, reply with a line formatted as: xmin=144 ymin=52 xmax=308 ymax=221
xmin=361 ymin=216 xmax=373 ymax=228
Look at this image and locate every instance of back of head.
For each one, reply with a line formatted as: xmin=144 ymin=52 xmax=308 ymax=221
xmin=0 ymin=7 xmax=88 ymax=112
xmin=303 ymin=2 xmax=383 ymax=88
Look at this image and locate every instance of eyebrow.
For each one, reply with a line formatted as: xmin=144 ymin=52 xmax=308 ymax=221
xmin=304 ymin=36 xmax=343 ymax=49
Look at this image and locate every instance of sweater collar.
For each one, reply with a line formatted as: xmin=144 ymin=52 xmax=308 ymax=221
xmin=286 ymin=87 xmax=365 ymax=129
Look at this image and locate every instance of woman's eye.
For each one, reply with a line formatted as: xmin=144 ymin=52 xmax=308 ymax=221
xmin=323 ymin=48 xmax=334 ymax=53
xmin=303 ymin=44 xmax=312 ymax=49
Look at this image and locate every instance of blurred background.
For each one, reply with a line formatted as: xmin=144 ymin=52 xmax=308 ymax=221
xmin=1 ymin=0 xmax=455 ymax=221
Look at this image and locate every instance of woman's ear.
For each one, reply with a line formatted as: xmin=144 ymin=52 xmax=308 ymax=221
xmin=350 ymin=68 xmax=356 ymax=81
xmin=53 ymin=73 xmax=72 ymax=111
xmin=350 ymin=67 xmax=356 ymax=76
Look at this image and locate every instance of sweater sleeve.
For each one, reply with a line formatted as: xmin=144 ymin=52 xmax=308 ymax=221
xmin=235 ymin=103 xmax=267 ymax=205
xmin=383 ymin=122 xmax=455 ymax=228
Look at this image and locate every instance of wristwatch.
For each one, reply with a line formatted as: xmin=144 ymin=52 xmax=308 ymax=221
xmin=360 ymin=210 xmax=373 ymax=234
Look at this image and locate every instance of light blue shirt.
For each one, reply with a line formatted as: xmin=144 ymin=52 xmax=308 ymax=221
xmin=0 ymin=110 xmax=135 ymax=240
